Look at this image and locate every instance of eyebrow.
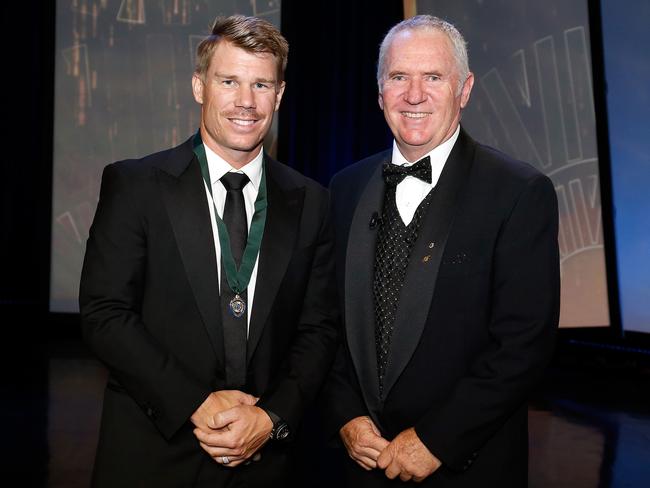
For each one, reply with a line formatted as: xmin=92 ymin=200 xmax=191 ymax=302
xmin=214 ymin=72 xmax=277 ymax=84
xmin=387 ymin=69 xmax=443 ymax=78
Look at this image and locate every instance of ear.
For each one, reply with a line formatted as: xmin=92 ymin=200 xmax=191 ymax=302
xmin=459 ymin=72 xmax=474 ymax=109
xmin=378 ymin=91 xmax=385 ymax=111
xmin=274 ymin=81 xmax=286 ymax=111
xmin=191 ymin=73 xmax=204 ymax=104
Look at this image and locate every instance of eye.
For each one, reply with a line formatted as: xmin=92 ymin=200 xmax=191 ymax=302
xmin=391 ymin=74 xmax=407 ymax=82
xmin=222 ymin=79 xmax=236 ymax=87
xmin=254 ymin=82 xmax=270 ymax=89
xmin=425 ymin=74 xmax=441 ymax=82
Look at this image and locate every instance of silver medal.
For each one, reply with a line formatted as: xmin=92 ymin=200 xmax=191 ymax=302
xmin=229 ymin=294 xmax=246 ymax=318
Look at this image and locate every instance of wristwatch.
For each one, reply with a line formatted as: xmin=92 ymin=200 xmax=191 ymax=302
xmin=264 ymin=409 xmax=291 ymax=441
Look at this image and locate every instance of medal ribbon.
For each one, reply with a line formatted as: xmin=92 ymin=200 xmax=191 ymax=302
xmin=193 ymin=131 xmax=267 ymax=296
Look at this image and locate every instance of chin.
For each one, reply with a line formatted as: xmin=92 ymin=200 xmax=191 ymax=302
xmin=401 ymin=137 xmax=434 ymax=148
xmin=228 ymin=138 xmax=263 ymax=151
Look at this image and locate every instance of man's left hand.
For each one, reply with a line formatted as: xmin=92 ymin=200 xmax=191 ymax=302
xmin=193 ymin=405 xmax=273 ymax=467
xmin=377 ymin=428 xmax=442 ymax=482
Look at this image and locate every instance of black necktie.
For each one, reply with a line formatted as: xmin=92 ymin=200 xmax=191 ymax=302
xmin=382 ymin=155 xmax=432 ymax=187
xmin=220 ymin=172 xmax=249 ymax=388
xmin=221 ymin=173 xmax=250 ymax=266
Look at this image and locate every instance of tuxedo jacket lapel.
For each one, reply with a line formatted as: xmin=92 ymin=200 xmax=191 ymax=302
xmin=157 ymin=148 xmax=303 ymax=372
xmin=247 ymin=156 xmax=303 ymax=364
xmin=382 ymin=130 xmax=476 ymax=398
xmin=344 ymin=152 xmax=389 ymax=423
xmin=156 ymin=138 xmax=224 ymax=366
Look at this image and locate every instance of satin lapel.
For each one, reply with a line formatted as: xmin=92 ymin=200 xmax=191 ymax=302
xmin=344 ymin=155 xmax=388 ymax=423
xmin=246 ymin=157 xmax=303 ymax=364
xmin=157 ymin=141 xmax=224 ymax=365
xmin=382 ymin=131 xmax=476 ymax=398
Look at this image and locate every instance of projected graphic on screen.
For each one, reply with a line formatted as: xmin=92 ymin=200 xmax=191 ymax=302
xmin=51 ymin=0 xmax=281 ymax=312
xmin=415 ymin=0 xmax=609 ymax=327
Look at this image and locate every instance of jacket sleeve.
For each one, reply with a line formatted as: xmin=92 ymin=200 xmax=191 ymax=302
xmin=319 ymin=172 xmax=374 ymax=442
xmin=256 ymin=187 xmax=340 ymax=433
xmin=79 ymin=163 xmax=213 ymax=440
xmin=320 ymin=342 xmax=370 ymax=443
xmin=414 ymin=174 xmax=560 ymax=471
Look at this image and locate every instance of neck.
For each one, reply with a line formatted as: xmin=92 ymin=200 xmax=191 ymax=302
xmin=398 ymin=124 xmax=460 ymax=162
xmin=199 ymin=127 xmax=261 ymax=170
xmin=399 ymin=148 xmax=429 ymax=164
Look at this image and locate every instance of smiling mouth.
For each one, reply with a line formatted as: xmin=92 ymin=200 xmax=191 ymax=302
xmin=229 ymin=118 xmax=258 ymax=126
xmin=401 ymin=112 xmax=431 ymax=119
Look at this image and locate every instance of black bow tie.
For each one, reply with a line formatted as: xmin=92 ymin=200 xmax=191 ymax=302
xmin=382 ymin=156 xmax=432 ymax=187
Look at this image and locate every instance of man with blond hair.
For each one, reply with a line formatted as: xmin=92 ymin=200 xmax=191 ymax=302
xmin=81 ymin=15 xmax=338 ymax=487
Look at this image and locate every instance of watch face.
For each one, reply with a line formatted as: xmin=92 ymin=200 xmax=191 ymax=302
xmin=275 ymin=423 xmax=290 ymax=440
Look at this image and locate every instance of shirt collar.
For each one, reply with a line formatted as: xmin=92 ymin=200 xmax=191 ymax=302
xmin=203 ymin=145 xmax=264 ymax=191
xmin=391 ymin=125 xmax=460 ymax=169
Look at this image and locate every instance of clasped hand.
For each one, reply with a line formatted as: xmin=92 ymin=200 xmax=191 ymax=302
xmin=191 ymin=390 xmax=273 ymax=467
xmin=340 ymin=416 xmax=441 ymax=482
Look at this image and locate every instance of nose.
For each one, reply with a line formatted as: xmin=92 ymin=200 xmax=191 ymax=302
xmin=404 ymin=78 xmax=426 ymax=104
xmin=235 ymin=84 xmax=255 ymax=109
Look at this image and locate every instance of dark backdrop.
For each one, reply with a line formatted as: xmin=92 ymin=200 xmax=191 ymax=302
xmin=1 ymin=2 xmax=54 ymax=485
xmin=278 ymin=1 xmax=400 ymax=181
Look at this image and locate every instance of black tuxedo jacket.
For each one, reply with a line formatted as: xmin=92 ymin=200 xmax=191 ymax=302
xmin=325 ymin=129 xmax=559 ymax=487
xmin=79 ymin=136 xmax=339 ymax=487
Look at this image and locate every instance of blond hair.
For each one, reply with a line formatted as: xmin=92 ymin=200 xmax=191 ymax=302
xmin=195 ymin=15 xmax=289 ymax=82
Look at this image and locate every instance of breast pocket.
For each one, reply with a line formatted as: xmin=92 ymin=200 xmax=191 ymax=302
xmin=437 ymin=250 xmax=490 ymax=278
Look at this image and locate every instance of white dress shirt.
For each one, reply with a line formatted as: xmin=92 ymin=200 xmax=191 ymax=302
xmin=203 ymin=145 xmax=263 ymax=334
xmin=390 ymin=125 xmax=460 ymax=226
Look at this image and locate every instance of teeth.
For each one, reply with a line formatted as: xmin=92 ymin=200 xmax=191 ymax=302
xmin=231 ymin=119 xmax=256 ymax=126
xmin=402 ymin=112 xmax=429 ymax=118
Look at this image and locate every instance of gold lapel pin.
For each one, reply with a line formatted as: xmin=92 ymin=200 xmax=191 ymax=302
xmin=422 ymin=255 xmax=431 ymax=263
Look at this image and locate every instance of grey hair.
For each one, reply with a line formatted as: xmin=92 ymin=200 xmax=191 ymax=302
xmin=377 ymin=15 xmax=469 ymax=95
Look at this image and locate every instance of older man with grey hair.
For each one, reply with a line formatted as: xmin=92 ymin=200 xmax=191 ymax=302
xmin=325 ymin=15 xmax=559 ymax=487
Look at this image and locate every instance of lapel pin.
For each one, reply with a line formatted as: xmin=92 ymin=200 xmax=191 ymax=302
xmin=369 ymin=212 xmax=380 ymax=230
xmin=428 ymin=242 xmax=435 ymax=249
xmin=422 ymin=255 xmax=431 ymax=263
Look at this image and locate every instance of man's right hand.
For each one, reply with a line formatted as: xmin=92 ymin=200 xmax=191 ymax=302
xmin=339 ymin=416 xmax=390 ymax=470
xmin=191 ymin=390 xmax=257 ymax=432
